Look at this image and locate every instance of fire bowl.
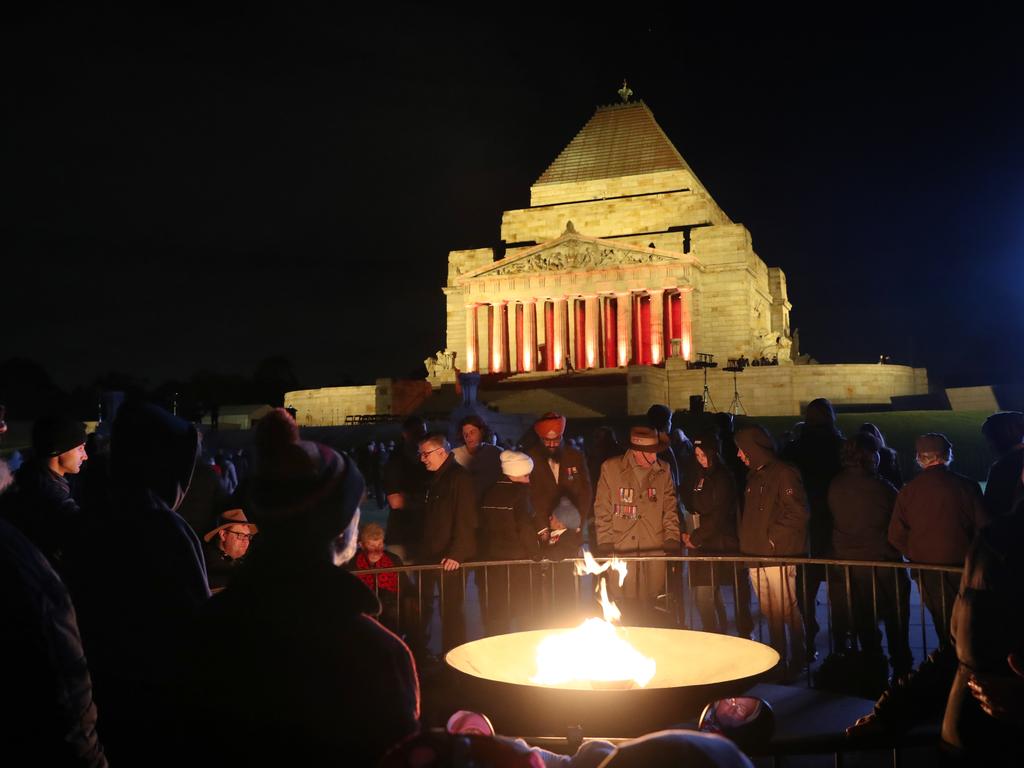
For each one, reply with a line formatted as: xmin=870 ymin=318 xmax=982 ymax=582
xmin=445 ymin=627 xmax=779 ymax=738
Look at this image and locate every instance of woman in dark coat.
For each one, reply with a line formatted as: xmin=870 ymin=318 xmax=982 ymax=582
xmin=476 ymin=450 xmax=539 ymax=635
xmin=684 ymin=433 xmax=742 ymax=634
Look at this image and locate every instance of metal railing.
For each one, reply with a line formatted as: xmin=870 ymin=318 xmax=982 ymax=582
xmin=352 ymin=554 xmax=960 ymax=764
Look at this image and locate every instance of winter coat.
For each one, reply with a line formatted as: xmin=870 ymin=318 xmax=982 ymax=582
xmin=180 ymin=559 xmax=420 ymax=766
xmin=478 ymin=478 xmax=538 ymax=561
xmin=782 ymin=425 xmax=842 ymax=557
xmin=735 ymin=431 xmax=809 ymax=558
xmin=941 ymin=507 xmax=1024 ymax=756
xmin=983 ymin=445 xmax=1024 ymax=518
xmin=381 ymin=441 xmax=429 ymax=549
xmin=688 ymin=460 xmax=741 ymax=586
xmin=828 ymin=468 xmax=901 ymax=561
xmin=65 ymin=403 xmax=209 ymax=763
xmin=888 ymin=464 xmax=988 ymax=565
xmin=421 ymin=454 xmax=478 ymax=563
xmin=0 ymin=518 xmax=107 ymax=767
xmin=594 ymin=452 xmax=680 ymax=556
xmin=1 ymin=459 xmax=82 ymax=569
xmin=453 ymin=442 xmax=503 ymax=500
xmin=526 ymin=443 xmax=593 ymax=534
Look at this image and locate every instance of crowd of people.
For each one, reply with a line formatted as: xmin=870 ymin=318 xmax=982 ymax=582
xmin=1 ymin=397 xmax=1022 ymax=765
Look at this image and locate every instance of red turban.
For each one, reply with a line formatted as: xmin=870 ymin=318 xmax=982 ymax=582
xmin=534 ymin=412 xmax=567 ymax=440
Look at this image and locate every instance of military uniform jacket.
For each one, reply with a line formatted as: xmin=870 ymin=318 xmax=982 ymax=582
xmin=738 ymin=458 xmax=810 ymax=557
xmin=594 ymin=453 xmax=680 ymax=555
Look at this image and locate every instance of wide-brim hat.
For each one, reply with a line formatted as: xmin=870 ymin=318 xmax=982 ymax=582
xmin=204 ymin=508 xmax=259 ymax=542
xmin=628 ymin=426 xmax=669 ymax=453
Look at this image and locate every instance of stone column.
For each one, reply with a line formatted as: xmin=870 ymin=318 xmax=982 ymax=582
xmin=649 ymin=288 xmax=665 ymax=365
xmin=616 ymin=292 xmax=632 ymax=367
xmin=553 ymin=296 xmax=568 ymax=370
xmin=584 ymin=295 xmax=599 ymax=369
xmin=507 ymin=301 xmax=519 ymax=373
xmin=567 ymin=297 xmax=577 ymax=369
xmin=680 ymin=289 xmax=693 ymax=361
xmin=477 ymin=303 xmax=492 ymax=373
xmin=465 ymin=304 xmax=478 ymax=372
xmin=492 ymin=300 xmax=507 ymax=373
xmin=523 ymin=298 xmax=537 ymax=372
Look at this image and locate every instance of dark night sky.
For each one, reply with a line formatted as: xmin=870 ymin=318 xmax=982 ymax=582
xmin=5 ymin=8 xmax=1023 ymax=398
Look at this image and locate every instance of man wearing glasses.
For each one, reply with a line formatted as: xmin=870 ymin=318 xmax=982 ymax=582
xmin=202 ymin=509 xmax=258 ymax=591
xmin=418 ymin=432 xmax=478 ymax=654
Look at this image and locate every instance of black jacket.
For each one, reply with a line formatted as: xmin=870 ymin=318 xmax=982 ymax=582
xmin=66 ymin=403 xmax=209 ymax=763
xmin=180 ymin=559 xmax=420 ymax=766
xmin=478 ymin=478 xmax=537 ymax=561
xmin=735 ymin=431 xmax=809 ymax=558
xmin=422 ymin=454 xmax=478 ymax=563
xmin=2 ymin=459 xmax=81 ymax=569
xmin=983 ymin=446 xmax=1024 ymax=519
xmin=526 ymin=443 xmax=592 ymax=534
xmin=0 ymin=518 xmax=107 ymax=767
xmin=782 ymin=426 xmax=842 ymax=557
xmin=689 ymin=460 xmax=741 ymax=586
xmin=828 ymin=467 xmax=901 ymax=561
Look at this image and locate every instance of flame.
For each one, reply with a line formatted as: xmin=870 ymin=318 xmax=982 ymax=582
xmin=531 ymin=550 xmax=656 ymax=688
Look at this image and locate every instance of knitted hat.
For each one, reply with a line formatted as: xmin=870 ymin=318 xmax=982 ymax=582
xmin=203 ymin=508 xmax=259 ymax=542
xmin=534 ymin=412 xmax=566 ymax=440
xmin=551 ymin=497 xmax=581 ymax=531
xmin=628 ymin=426 xmax=669 ymax=453
xmin=32 ymin=415 xmax=87 ymax=457
xmin=250 ymin=408 xmax=364 ymax=539
xmin=500 ymin=450 xmax=534 ymax=478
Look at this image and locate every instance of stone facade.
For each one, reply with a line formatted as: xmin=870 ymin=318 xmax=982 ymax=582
xmin=443 ymin=102 xmax=797 ymax=378
xmin=286 ymin=97 xmax=929 ymax=424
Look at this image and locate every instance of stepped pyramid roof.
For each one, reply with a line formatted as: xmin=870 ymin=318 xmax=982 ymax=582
xmin=535 ymin=100 xmax=694 ymax=186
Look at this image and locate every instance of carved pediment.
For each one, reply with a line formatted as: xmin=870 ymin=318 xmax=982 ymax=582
xmin=461 ymin=224 xmax=692 ymax=281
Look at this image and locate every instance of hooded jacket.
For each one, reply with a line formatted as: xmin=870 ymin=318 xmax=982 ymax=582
xmin=735 ymin=427 xmax=809 ymax=557
xmin=66 ymin=403 xmax=209 ymax=762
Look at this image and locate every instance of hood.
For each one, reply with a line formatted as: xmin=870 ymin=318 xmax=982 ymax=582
xmin=804 ymin=398 xmax=837 ymax=431
xmin=110 ymin=401 xmax=199 ymax=511
xmin=734 ymin=426 xmax=776 ymax=469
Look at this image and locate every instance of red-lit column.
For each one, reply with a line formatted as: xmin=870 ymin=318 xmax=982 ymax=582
xmin=544 ymin=301 xmax=555 ymax=370
xmin=603 ymin=296 xmax=616 ymax=367
xmin=507 ymin=301 xmax=519 ymax=373
xmin=680 ymin=290 xmax=693 ymax=361
xmin=553 ymin=297 xmax=567 ymax=370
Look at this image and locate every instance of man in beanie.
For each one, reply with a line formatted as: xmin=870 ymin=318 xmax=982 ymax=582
xmin=181 ymin=408 xmax=419 ymax=766
xmin=594 ymin=426 xmax=682 ymax=625
xmin=1 ymin=413 xmax=87 ymax=569
xmin=418 ymin=431 xmax=478 ymax=653
xmin=735 ymin=424 xmax=809 ymax=679
xmin=476 ymin=450 xmax=538 ymax=634
xmin=888 ymin=433 xmax=988 ymax=643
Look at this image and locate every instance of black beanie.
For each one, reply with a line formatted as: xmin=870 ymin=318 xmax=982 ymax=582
xmin=32 ymin=415 xmax=87 ymax=457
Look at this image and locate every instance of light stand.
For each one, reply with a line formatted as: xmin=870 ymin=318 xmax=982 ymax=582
xmin=686 ymin=353 xmax=718 ymax=412
xmin=723 ymin=365 xmax=746 ymax=416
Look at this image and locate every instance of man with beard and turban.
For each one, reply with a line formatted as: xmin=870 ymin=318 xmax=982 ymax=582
xmin=526 ymin=413 xmax=592 ymax=624
xmin=736 ymin=424 xmax=810 ymax=680
xmin=526 ymin=412 xmax=592 ymax=546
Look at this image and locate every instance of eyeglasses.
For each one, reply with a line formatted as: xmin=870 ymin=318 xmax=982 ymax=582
xmin=228 ymin=531 xmax=256 ymax=541
xmin=418 ymin=447 xmax=443 ymax=458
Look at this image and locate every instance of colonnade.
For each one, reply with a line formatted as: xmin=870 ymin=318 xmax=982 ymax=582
xmin=465 ymin=289 xmax=692 ymax=374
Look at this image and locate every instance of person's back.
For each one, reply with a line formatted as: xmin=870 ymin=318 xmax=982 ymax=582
xmin=187 ymin=557 xmax=419 ymax=765
xmin=829 ymin=467 xmax=899 ymax=561
xmin=889 ymin=464 xmax=986 ymax=565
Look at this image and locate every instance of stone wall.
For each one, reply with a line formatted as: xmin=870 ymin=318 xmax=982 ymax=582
xmin=284 ymin=383 xmax=386 ymax=427
xmin=642 ymin=361 xmax=930 ymax=417
xmin=503 ymin=185 xmax=729 ymax=245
